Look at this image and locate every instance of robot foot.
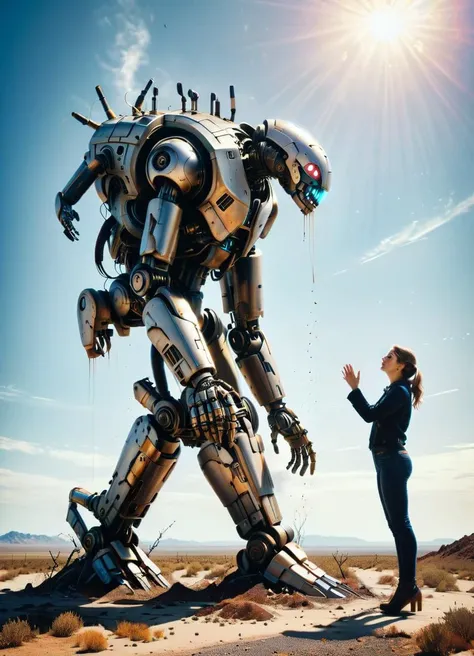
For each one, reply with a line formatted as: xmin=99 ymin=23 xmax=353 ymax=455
xmin=66 ymin=497 xmax=169 ymax=593
xmin=238 ymin=540 xmax=360 ymax=599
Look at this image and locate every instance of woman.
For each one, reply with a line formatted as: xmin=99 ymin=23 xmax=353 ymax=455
xmin=342 ymin=345 xmax=424 ymax=615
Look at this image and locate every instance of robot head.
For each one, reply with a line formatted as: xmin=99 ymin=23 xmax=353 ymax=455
xmin=259 ymin=119 xmax=331 ymax=215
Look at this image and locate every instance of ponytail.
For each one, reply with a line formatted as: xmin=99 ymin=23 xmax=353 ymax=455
xmin=392 ymin=344 xmax=424 ymax=410
xmin=411 ymin=369 xmax=424 ymax=409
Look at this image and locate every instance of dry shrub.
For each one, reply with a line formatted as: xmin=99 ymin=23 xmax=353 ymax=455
xmin=419 ymin=555 xmax=474 ymax=581
xmin=185 ymin=561 xmax=203 ymax=577
xmin=415 ymin=622 xmax=469 ymax=656
xmin=115 ymin=621 xmax=151 ymax=641
xmin=218 ymin=600 xmax=273 ymax=621
xmin=154 ymin=628 xmax=165 ymax=639
xmin=378 ymin=574 xmax=397 ymax=585
xmin=0 ymin=569 xmax=17 ymax=582
xmin=127 ymin=623 xmax=151 ymax=642
xmin=313 ymin=554 xmax=398 ymax=573
xmin=373 ymin=624 xmax=411 ymax=638
xmin=0 ymin=618 xmax=36 ymax=648
xmin=0 ymin=555 xmax=69 ymax=576
xmin=342 ymin=572 xmax=361 ymax=591
xmin=443 ymin=606 xmax=474 ymax=642
xmin=435 ymin=576 xmax=459 ymax=592
xmin=115 ymin=620 xmax=133 ymax=638
xmin=420 ymin=567 xmax=459 ymax=590
xmin=205 ymin=564 xmax=229 ymax=579
xmin=51 ymin=611 xmax=83 ymax=637
xmin=74 ymin=628 xmax=108 ymax=652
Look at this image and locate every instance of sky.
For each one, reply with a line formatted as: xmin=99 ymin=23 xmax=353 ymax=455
xmin=0 ymin=0 xmax=473 ymax=547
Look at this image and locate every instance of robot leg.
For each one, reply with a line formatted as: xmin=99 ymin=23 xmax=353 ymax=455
xmin=66 ymin=412 xmax=180 ymax=591
xmin=198 ymin=416 xmax=355 ymax=598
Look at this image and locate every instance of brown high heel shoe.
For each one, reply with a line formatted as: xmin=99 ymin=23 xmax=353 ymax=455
xmin=410 ymin=589 xmax=422 ymax=612
xmin=380 ymin=584 xmax=422 ymax=615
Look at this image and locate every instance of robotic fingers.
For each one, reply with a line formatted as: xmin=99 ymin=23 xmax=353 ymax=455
xmin=268 ymin=405 xmax=316 ymax=476
xmin=187 ymin=374 xmax=241 ymax=445
xmin=55 ymin=193 xmax=80 ymax=242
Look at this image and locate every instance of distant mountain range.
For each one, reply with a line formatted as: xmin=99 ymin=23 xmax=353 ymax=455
xmin=0 ymin=531 xmax=68 ymax=545
xmin=143 ymin=535 xmax=454 ymax=551
xmin=0 ymin=531 xmax=454 ymax=552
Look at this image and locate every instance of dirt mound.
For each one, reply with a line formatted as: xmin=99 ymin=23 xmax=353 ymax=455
xmin=196 ymin=599 xmax=273 ymax=622
xmin=235 ymin=583 xmax=314 ymax=609
xmin=219 ymin=600 xmax=273 ymax=621
xmin=151 ymin=571 xmax=263 ymax=606
xmin=419 ymin=534 xmax=474 ymax=561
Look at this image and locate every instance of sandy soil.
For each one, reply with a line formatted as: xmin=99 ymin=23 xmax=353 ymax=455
xmin=0 ymin=572 xmax=46 ymax=593
xmin=0 ymin=567 xmax=473 ymax=655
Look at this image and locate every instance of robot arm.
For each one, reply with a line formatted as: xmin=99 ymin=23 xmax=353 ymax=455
xmin=77 ymin=275 xmax=145 ymax=359
xmin=130 ymin=138 xmax=241 ymax=445
xmin=55 ymin=155 xmax=107 ymax=242
xmin=221 ymin=249 xmax=316 ymax=476
xmin=143 ymin=288 xmax=241 ymax=445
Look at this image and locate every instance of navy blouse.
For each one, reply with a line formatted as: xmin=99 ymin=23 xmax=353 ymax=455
xmin=347 ymin=379 xmax=412 ymax=450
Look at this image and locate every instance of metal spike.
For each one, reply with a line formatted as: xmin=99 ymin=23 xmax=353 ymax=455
xmin=72 ymin=112 xmax=100 ymax=130
xmin=134 ymin=78 xmax=154 ymax=114
xmin=230 ymin=85 xmax=236 ymax=121
xmin=151 ymin=87 xmax=159 ymax=114
xmin=95 ymin=85 xmax=116 ymax=119
xmin=177 ymin=82 xmax=186 ymax=112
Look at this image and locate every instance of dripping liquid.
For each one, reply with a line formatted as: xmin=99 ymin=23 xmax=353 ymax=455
xmin=303 ymin=211 xmax=316 ymax=284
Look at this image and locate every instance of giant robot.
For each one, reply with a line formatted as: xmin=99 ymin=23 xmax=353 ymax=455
xmin=55 ymin=80 xmax=351 ymax=598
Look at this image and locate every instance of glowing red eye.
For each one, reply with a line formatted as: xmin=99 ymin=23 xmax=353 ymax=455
xmin=304 ymin=163 xmax=321 ymax=179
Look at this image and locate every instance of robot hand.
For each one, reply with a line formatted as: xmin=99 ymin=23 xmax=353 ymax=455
xmin=188 ymin=374 xmax=240 ymax=445
xmin=88 ymin=328 xmax=113 ymax=359
xmin=55 ymin=192 xmax=80 ymax=242
xmin=268 ymin=405 xmax=316 ymax=476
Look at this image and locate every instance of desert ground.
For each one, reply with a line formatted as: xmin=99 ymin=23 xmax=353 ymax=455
xmin=0 ymin=544 xmax=473 ymax=655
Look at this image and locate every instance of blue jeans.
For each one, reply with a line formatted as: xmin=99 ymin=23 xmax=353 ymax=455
xmin=373 ymin=450 xmax=418 ymax=584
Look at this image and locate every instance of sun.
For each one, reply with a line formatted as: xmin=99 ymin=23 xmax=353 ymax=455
xmin=367 ymin=6 xmax=408 ymax=42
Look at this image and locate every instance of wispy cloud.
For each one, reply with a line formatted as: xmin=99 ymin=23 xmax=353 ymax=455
xmin=445 ymin=442 xmax=474 ymax=450
xmin=425 ymin=388 xmax=460 ymax=399
xmin=0 ymin=436 xmax=114 ymax=469
xmin=0 ymin=436 xmax=43 ymax=455
xmin=0 ymin=385 xmax=91 ymax=412
xmin=98 ymin=0 xmax=151 ymax=96
xmin=332 ymin=269 xmax=348 ymax=277
xmin=0 ymin=468 xmax=72 ymax=507
xmin=360 ymin=192 xmax=474 ymax=264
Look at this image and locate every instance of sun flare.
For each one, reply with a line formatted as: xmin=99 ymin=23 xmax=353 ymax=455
xmin=367 ymin=6 xmax=408 ymax=42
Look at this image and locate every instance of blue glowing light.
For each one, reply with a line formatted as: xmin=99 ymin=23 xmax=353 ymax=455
xmin=305 ymin=186 xmax=327 ymax=206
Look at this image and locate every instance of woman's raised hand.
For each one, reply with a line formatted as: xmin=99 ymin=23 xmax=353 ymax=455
xmin=342 ymin=364 xmax=360 ymax=390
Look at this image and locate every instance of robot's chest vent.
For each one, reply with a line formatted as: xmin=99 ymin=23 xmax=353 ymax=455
xmin=216 ymin=193 xmax=235 ymax=212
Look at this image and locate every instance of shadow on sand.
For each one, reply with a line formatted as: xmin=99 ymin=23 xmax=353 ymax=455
xmin=0 ymin=570 xmax=264 ymax=633
xmin=283 ymin=607 xmax=415 ymax=641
